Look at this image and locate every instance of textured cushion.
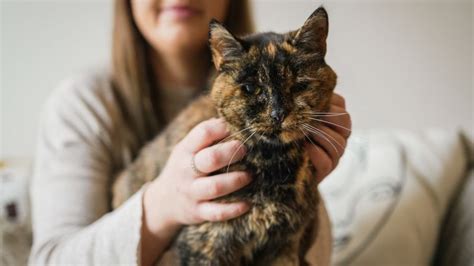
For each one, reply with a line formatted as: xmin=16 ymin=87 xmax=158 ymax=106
xmin=0 ymin=159 xmax=32 ymax=266
xmin=0 ymin=130 xmax=470 ymax=265
xmin=320 ymin=129 xmax=469 ymax=265
xmin=433 ymin=136 xmax=473 ymax=266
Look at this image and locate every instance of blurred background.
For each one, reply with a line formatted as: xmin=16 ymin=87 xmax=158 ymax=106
xmin=0 ymin=2 xmax=472 ymax=265
xmin=1 ymin=0 xmax=472 ymax=159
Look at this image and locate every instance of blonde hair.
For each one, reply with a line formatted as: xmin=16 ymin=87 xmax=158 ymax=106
xmin=111 ymin=1 xmax=255 ymax=143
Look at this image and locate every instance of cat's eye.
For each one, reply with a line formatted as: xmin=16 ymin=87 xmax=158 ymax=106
xmin=243 ymin=84 xmax=261 ymax=94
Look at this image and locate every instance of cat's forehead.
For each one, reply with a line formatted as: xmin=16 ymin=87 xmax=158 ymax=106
xmin=237 ymin=33 xmax=298 ymax=84
xmin=243 ymin=32 xmax=295 ymax=57
xmin=236 ymin=55 xmax=290 ymax=86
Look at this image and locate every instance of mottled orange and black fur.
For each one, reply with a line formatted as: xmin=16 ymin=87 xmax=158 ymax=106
xmin=112 ymin=7 xmax=336 ymax=266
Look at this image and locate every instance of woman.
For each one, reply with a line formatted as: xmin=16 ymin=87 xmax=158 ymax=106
xmin=29 ymin=0 xmax=351 ymax=265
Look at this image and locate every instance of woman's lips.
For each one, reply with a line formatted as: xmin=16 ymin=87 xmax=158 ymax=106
xmin=160 ymin=5 xmax=202 ymax=19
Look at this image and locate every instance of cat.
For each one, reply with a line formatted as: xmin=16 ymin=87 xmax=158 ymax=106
xmin=112 ymin=6 xmax=337 ymax=266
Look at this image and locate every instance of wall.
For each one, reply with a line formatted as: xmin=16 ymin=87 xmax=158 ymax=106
xmin=1 ymin=0 xmax=112 ymax=158
xmin=1 ymin=0 xmax=472 ymax=158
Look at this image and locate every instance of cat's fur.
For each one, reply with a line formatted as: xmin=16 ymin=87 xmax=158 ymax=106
xmin=112 ymin=7 xmax=337 ymax=266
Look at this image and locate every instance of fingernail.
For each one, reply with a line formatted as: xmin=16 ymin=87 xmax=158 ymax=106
xmin=229 ymin=140 xmax=242 ymax=148
xmin=234 ymin=202 xmax=248 ymax=213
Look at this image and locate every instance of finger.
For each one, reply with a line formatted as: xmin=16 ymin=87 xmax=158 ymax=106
xmin=319 ymin=105 xmax=352 ymax=138
xmin=307 ymin=125 xmax=346 ymax=166
xmin=305 ymin=143 xmax=333 ymax=183
xmin=331 ymin=92 xmax=346 ymax=108
xmin=193 ymin=140 xmax=246 ymax=174
xmin=197 ymin=201 xmax=250 ymax=222
xmin=180 ymin=118 xmax=229 ymax=153
xmin=190 ymin=171 xmax=251 ymax=200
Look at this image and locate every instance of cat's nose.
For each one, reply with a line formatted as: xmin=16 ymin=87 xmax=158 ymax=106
xmin=270 ymin=109 xmax=286 ymax=124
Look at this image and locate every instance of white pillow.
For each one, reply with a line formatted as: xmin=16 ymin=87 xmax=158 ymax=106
xmin=0 ymin=159 xmax=32 ymax=266
xmin=320 ymin=129 xmax=468 ymax=265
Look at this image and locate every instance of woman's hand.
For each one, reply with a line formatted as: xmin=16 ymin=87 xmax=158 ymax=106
xmin=148 ymin=118 xmax=251 ymax=228
xmin=305 ymin=92 xmax=352 ymax=183
xmin=141 ymin=118 xmax=251 ymax=265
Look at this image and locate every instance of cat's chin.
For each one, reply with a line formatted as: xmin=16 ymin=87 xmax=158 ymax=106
xmin=255 ymin=130 xmax=304 ymax=146
xmin=257 ymin=134 xmax=285 ymax=146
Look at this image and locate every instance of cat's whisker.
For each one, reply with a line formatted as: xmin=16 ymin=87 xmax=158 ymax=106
xmin=257 ymin=131 xmax=266 ymax=143
xmin=299 ymin=127 xmax=320 ymax=153
xmin=302 ymin=111 xmax=349 ymax=117
xmin=307 ymin=117 xmax=352 ymax=132
xmin=225 ymin=131 xmax=256 ymax=174
xmin=304 ymin=113 xmax=349 ymax=117
xmin=300 ymin=123 xmax=368 ymax=159
xmin=301 ymin=110 xmax=346 ymax=114
xmin=302 ymin=110 xmax=346 ymax=113
xmin=303 ymin=124 xmax=345 ymax=152
xmin=214 ymin=124 xmax=255 ymax=146
xmin=301 ymin=124 xmax=340 ymax=156
xmin=299 ymin=128 xmax=311 ymax=145
xmin=247 ymin=129 xmax=262 ymax=155
xmin=252 ymin=132 xmax=266 ymax=153
xmin=303 ymin=128 xmax=339 ymax=157
xmin=216 ymin=117 xmax=259 ymax=146
xmin=293 ymin=135 xmax=304 ymax=152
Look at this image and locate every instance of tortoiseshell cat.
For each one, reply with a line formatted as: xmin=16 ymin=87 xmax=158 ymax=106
xmin=113 ymin=7 xmax=336 ymax=265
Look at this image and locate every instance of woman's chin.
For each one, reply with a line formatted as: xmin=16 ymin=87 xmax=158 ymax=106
xmin=153 ymin=27 xmax=208 ymax=51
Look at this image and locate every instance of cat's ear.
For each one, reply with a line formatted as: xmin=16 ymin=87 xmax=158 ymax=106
xmin=209 ymin=19 xmax=243 ymax=70
xmin=291 ymin=6 xmax=329 ymax=56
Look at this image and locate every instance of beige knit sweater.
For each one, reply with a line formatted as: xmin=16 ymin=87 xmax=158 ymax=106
xmin=29 ymin=68 xmax=331 ymax=265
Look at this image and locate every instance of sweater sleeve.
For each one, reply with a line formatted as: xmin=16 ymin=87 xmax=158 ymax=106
xmin=29 ymin=75 xmax=145 ymax=265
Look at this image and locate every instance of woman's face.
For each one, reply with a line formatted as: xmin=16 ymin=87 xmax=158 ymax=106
xmin=131 ymin=0 xmax=230 ymax=54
